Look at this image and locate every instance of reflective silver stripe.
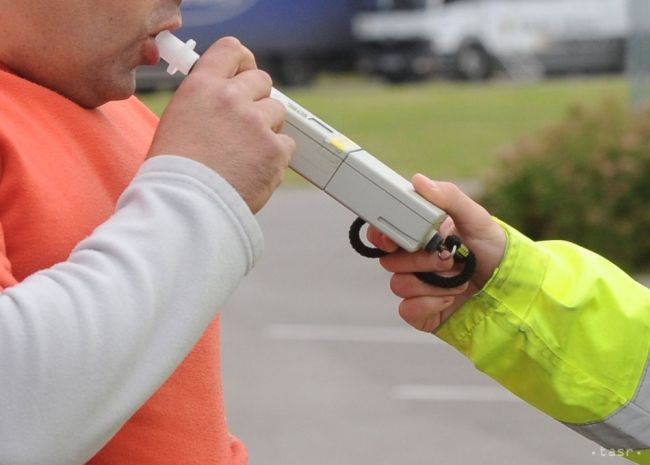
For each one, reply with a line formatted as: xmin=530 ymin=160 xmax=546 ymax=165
xmin=565 ymin=356 xmax=650 ymax=451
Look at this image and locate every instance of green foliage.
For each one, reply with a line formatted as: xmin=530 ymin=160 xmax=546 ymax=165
xmin=482 ymin=101 xmax=650 ymax=272
xmin=138 ymin=76 xmax=626 ymax=179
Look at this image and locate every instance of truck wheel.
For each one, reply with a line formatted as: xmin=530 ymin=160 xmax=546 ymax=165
xmin=455 ymin=44 xmax=492 ymax=81
xmin=384 ymin=71 xmax=419 ymax=84
xmin=275 ymin=56 xmax=316 ymax=87
xmin=383 ymin=64 xmax=432 ymax=84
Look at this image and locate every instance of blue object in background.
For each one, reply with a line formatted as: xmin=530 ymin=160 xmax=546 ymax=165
xmin=176 ymin=0 xmax=356 ymax=86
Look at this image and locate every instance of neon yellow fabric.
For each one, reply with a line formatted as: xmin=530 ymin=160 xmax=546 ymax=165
xmin=633 ymin=451 xmax=650 ymax=465
xmin=436 ymin=221 xmax=650 ymax=431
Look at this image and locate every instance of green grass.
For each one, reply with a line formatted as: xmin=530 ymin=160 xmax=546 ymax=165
xmin=138 ymin=75 xmax=627 ymax=180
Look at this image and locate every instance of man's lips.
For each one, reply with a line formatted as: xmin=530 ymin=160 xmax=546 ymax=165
xmin=142 ymin=36 xmax=161 ymax=66
xmin=143 ymin=18 xmax=181 ymax=66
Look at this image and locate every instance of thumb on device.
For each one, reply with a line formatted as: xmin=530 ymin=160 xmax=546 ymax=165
xmin=411 ymin=173 xmax=486 ymax=234
xmin=412 ymin=173 xmax=507 ymax=289
xmin=366 ymin=173 xmax=474 ymax=253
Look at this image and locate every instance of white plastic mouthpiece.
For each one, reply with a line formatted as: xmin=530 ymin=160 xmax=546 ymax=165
xmin=155 ymin=31 xmax=200 ymax=75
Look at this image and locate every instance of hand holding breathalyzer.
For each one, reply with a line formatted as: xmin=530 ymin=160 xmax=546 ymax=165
xmin=155 ymin=31 xmax=477 ymax=288
xmin=368 ymin=174 xmax=507 ymax=332
xmin=148 ymin=36 xmax=295 ymax=213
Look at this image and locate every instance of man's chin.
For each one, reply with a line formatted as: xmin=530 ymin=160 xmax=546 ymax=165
xmin=91 ymin=73 xmax=138 ymax=107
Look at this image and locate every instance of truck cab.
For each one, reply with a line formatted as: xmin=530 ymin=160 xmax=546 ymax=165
xmin=353 ymin=0 xmax=629 ymax=82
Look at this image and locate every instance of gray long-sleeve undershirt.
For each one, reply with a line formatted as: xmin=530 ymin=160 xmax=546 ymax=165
xmin=0 ymin=155 xmax=263 ymax=465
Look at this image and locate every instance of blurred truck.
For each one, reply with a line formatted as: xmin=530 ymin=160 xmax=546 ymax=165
xmin=138 ymin=0 xmax=356 ymax=90
xmin=352 ymin=0 xmax=630 ymax=82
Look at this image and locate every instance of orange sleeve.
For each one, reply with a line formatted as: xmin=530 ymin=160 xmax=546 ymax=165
xmin=0 ymin=223 xmax=17 ymax=291
xmin=0 ymin=126 xmax=16 ymax=291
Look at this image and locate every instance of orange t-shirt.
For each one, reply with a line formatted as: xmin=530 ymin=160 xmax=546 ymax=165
xmin=0 ymin=63 xmax=246 ymax=465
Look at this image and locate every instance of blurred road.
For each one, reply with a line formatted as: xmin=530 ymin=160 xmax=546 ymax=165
xmin=220 ymin=185 xmax=629 ymax=465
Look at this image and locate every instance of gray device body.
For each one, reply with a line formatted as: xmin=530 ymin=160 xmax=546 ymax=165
xmin=156 ymin=31 xmax=448 ymax=253
xmin=271 ymin=89 xmax=447 ymax=253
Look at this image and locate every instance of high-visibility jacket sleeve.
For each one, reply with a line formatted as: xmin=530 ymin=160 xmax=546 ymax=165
xmin=436 ymin=220 xmax=650 ymax=464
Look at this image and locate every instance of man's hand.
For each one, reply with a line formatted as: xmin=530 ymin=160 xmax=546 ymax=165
xmin=148 ymin=37 xmax=295 ymax=213
xmin=368 ymin=174 xmax=507 ymax=333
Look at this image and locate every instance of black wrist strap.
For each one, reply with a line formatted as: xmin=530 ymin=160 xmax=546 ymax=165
xmin=349 ymin=217 xmax=476 ymax=289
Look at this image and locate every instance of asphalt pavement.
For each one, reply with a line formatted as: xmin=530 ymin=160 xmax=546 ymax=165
xmin=219 ymin=185 xmax=630 ymax=465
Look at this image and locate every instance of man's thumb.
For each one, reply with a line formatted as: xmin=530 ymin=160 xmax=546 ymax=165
xmin=412 ymin=174 xmax=484 ymax=229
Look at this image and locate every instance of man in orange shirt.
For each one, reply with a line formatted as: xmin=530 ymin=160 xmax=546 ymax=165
xmin=0 ymin=1 xmax=294 ymax=464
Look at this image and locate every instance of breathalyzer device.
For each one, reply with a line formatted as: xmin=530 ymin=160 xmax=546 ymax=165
xmin=155 ymin=32 xmax=476 ymax=287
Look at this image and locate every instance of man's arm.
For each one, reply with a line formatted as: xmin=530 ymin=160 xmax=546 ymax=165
xmin=0 ymin=36 xmax=293 ymax=464
xmin=438 ymin=221 xmax=650 ymax=464
xmin=370 ymin=174 xmax=650 ymax=463
xmin=0 ymin=156 xmax=262 ymax=465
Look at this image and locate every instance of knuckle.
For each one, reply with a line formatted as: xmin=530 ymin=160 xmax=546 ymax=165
xmin=257 ymin=69 xmax=273 ymax=88
xmin=366 ymin=226 xmax=379 ymax=245
xmin=273 ymin=168 xmax=286 ymax=189
xmin=258 ymin=96 xmax=285 ymax=121
xmin=285 ymin=134 xmax=296 ymax=152
xmin=378 ymin=255 xmax=395 ymax=272
xmin=259 ymin=98 xmax=283 ymax=123
xmin=216 ymin=36 xmax=242 ymax=49
xmin=282 ymin=133 xmax=296 ymax=151
xmin=181 ymin=70 xmax=211 ymax=93
xmin=266 ymin=133 xmax=288 ymax=156
xmin=269 ymin=97 xmax=287 ymax=117
xmin=268 ymin=135 xmax=295 ymax=169
xmin=398 ymin=300 xmax=414 ymax=322
xmin=242 ymin=46 xmax=256 ymax=65
xmin=216 ymin=38 xmax=256 ymax=67
xmin=439 ymin=181 xmax=458 ymax=195
xmin=279 ymin=143 xmax=293 ymax=168
xmin=413 ymin=252 xmax=432 ymax=270
xmin=215 ymin=82 xmax=244 ymax=108
xmin=241 ymin=103 xmax=261 ymax=124
xmin=390 ymin=274 xmax=407 ymax=296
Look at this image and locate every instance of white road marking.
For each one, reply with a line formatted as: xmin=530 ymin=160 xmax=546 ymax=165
xmin=393 ymin=385 xmax=522 ymax=402
xmin=265 ymin=324 xmax=443 ymax=344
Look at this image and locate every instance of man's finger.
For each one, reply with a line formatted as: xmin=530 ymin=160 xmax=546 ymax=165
xmin=232 ymin=69 xmax=273 ymax=102
xmin=412 ymin=174 xmax=488 ymax=231
xmin=379 ymin=249 xmax=455 ymax=273
xmin=367 ymin=226 xmax=399 ymax=253
xmin=399 ymin=296 xmax=455 ymax=333
xmin=193 ymin=36 xmax=257 ymax=78
xmin=253 ymin=98 xmax=288 ymax=133
xmin=390 ymin=273 xmax=469 ymax=299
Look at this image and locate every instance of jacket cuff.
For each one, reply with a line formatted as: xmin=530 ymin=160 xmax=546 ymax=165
xmin=435 ymin=219 xmax=550 ymax=352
